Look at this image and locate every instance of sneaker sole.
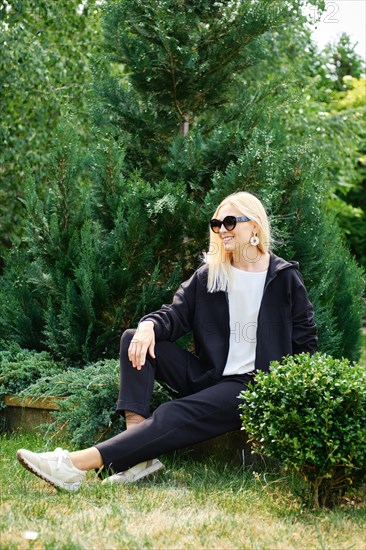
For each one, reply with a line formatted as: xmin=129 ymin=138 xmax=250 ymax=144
xmin=102 ymin=460 xmax=164 ymax=485
xmin=16 ymin=451 xmax=81 ymax=492
xmin=132 ymin=460 xmax=164 ymax=482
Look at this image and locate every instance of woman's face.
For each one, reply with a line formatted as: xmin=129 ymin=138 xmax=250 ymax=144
xmin=215 ymin=203 xmax=258 ymax=254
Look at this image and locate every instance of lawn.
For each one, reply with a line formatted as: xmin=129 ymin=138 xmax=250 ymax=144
xmin=1 ymin=333 xmax=365 ymax=549
xmin=1 ymin=430 xmax=365 ymax=550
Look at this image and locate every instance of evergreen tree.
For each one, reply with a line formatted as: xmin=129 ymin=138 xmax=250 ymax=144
xmin=0 ymin=0 xmax=102 ymax=265
xmin=0 ymin=118 xmax=187 ymax=363
xmin=0 ymin=0 xmax=364 ymax=363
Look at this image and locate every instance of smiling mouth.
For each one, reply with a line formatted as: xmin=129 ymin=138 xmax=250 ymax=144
xmin=222 ymin=236 xmax=234 ymax=243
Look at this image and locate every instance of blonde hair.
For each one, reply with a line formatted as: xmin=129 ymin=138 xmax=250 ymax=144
xmin=204 ymin=192 xmax=271 ymax=293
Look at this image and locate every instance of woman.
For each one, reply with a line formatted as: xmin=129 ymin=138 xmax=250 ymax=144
xmin=17 ymin=191 xmax=317 ymax=491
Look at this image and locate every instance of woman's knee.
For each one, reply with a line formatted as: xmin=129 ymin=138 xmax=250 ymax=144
xmin=120 ymin=329 xmax=136 ymax=356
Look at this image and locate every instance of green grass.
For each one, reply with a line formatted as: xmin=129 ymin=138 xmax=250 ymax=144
xmin=1 ymin=432 xmax=365 ymax=549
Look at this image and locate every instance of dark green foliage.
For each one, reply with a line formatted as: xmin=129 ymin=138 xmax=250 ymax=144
xmin=96 ymin=0 xmax=318 ymax=178
xmin=103 ymin=0 xmax=284 ymax=110
xmin=269 ymin=152 xmax=365 ymax=361
xmin=0 ymin=0 xmax=364 ymax=366
xmin=239 ymin=353 xmax=366 ymax=509
xmin=0 ymin=121 xmax=187 ymax=364
xmin=21 ymin=359 xmax=172 ymax=448
xmin=0 ymin=0 xmax=102 ymax=262
xmin=21 ymin=360 xmax=123 ymax=448
xmin=0 ymin=342 xmax=62 ymax=409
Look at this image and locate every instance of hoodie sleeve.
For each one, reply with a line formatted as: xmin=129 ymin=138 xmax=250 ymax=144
xmin=291 ymin=270 xmax=318 ymax=355
xmin=139 ymin=270 xmax=198 ymax=342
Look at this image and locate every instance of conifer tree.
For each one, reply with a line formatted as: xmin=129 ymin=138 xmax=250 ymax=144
xmin=0 ymin=0 xmax=102 ymax=262
xmin=0 ymin=119 xmax=186 ymax=363
xmin=0 ymin=0 xmax=364 ymax=363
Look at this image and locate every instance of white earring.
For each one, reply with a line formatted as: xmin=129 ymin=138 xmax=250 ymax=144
xmin=250 ymin=235 xmax=260 ymax=246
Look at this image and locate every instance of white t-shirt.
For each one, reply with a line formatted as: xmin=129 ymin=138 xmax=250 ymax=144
xmin=223 ymin=265 xmax=267 ymax=376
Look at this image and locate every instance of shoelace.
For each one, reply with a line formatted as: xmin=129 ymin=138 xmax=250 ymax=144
xmin=54 ymin=448 xmax=69 ymax=470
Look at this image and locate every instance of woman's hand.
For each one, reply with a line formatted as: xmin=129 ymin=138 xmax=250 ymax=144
xmin=128 ymin=321 xmax=156 ymax=370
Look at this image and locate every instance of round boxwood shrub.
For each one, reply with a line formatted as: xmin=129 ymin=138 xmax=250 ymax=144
xmin=239 ymin=353 xmax=366 ymax=508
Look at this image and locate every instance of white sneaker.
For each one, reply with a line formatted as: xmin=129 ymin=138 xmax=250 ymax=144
xmin=16 ymin=448 xmax=87 ymax=492
xmin=102 ymin=459 xmax=164 ymax=485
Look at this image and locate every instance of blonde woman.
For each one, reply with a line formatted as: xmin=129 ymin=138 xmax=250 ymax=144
xmin=17 ymin=192 xmax=317 ymax=491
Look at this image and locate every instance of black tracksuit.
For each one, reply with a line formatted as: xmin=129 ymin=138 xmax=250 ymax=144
xmin=96 ymin=253 xmax=317 ymax=472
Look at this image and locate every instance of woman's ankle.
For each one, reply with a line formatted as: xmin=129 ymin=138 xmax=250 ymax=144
xmin=69 ymin=447 xmax=103 ymax=471
xmin=125 ymin=411 xmax=145 ymax=430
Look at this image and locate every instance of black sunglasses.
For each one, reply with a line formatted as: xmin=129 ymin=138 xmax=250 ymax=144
xmin=210 ymin=215 xmax=251 ymax=233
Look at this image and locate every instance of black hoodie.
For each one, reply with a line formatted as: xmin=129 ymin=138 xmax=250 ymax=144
xmin=140 ymin=252 xmax=317 ymax=379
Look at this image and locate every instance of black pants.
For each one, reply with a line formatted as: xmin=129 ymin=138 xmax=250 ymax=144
xmin=95 ymin=329 xmax=252 ymax=473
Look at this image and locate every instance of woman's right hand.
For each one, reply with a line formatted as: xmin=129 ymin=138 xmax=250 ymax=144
xmin=128 ymin=321 xmax=156 ymax=370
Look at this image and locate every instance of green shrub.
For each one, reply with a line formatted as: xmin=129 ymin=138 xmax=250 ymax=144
xmin=22 ymin=359 xmax=172 ymax=448
xmin=0 ymin=341 xmax=62 ymax=410
xmin=239 ymin=353 xmax=366 ymax=509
